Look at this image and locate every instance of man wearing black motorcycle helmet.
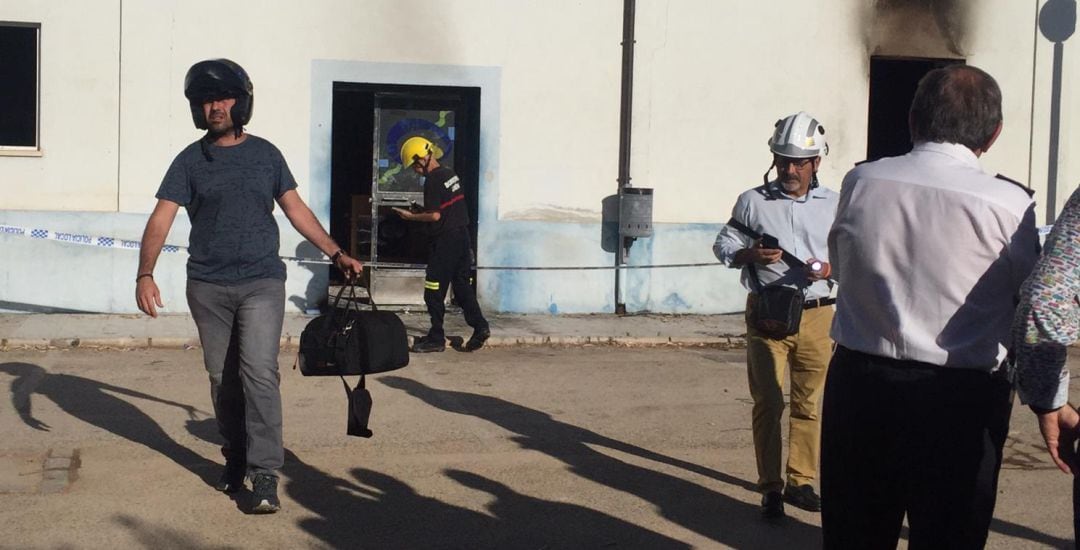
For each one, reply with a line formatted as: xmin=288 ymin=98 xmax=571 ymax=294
xmin=136 ymin=58 xmax=362 ymax=514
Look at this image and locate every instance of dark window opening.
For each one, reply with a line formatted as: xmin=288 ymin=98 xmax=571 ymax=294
xmin=0 ymin=23 xmax=39 ymax=149
xmin=330 ymin=83 xmax=481 ymax=288
xmin=867 ymin=57 xmax=963 ymax=162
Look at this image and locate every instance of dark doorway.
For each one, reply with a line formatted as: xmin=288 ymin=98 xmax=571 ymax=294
xmin=866 ymin=57 xmax=963 ymax=162
xmin=330 ymin=83 xmax=481 ymax=295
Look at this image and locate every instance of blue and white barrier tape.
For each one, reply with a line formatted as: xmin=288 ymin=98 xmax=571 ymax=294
xmin=0 ymin=223 xmax=376 ymax=266
xmin=0 ymin=224 xmax=183 ymax=253
xmin=0 ymin=223 xmax=337 ymax=264
xmin=1 ymin=222 xmax=1059 ymax=270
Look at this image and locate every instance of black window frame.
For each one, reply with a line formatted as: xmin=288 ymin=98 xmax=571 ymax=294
xmin=0 ymin=21 xmax=41 ymax=154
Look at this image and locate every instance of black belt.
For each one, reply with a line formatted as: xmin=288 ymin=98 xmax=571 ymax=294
xmin=803 ymin=297 xmax=836 ymax=310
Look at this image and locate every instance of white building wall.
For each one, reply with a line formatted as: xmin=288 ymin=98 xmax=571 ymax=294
xmin=0 ymin=0 xmax=1074 ymax=314
xmin=3 ymin=0 xmax=120 ymax=211
xmin=632 ymin=1 xmax=871 ymax=226
xmin=113 ymin=0 xmax=621 ymax=218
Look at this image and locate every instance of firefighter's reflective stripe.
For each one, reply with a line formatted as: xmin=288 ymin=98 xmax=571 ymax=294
xmin=440 ymin=194 xmax=465 ymax=210
xmin=424 ymin=280 xmax=440 ymax=291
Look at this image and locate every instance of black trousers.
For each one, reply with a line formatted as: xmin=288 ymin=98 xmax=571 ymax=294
xmin=424 ymin=227 xmax=487 ymax=340
xmin=820 ymin=346 xmax=1013 ymax=550
xmin=1074 ymin=475 xmax=1080 ymax=547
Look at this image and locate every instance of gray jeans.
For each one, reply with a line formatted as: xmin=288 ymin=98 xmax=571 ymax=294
xmin=187 ymin=278 xmax=285 ymax=476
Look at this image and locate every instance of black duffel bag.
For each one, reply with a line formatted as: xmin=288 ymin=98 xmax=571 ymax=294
xmin=298 ymin=282 xmax=409 ymax=376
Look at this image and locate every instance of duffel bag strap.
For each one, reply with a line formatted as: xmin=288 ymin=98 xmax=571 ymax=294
xmin=360 ymin=276 xmax=379 ymax=312
xmin=339 ymin=373 xmax=366 ymax=394
xmin=333 ymin=275 xmax=381 ymax=316
xmin=329 ymin=280 xmax=355 ymax=326
xmin=726 ymin=218 xmax=807 ymax=269
xmin=727 ymin=217 xmax=809 ymax=295
xmin=341 ymin=374 xmax=374 ymax=438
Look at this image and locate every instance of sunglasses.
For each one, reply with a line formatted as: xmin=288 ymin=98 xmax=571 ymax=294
xmin=775 ymin=157 xmax=815 ymax=169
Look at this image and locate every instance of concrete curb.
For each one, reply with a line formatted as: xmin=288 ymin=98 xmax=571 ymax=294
xmin=0 ymin=334 xmax=747 ymax=350
xmin=0 ymin=337 xmax=200 ymax=350
xmin=483 ymin=336 xmax=745 ymax=347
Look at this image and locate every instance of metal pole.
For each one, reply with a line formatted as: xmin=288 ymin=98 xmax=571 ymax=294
xmin=1046 ymin=41 xmax=1063 ymax=223
xmin=614 ymin=0 xmax=635 ymax=315
xmin=1038 ymin=0 xmax=1076 ymax=223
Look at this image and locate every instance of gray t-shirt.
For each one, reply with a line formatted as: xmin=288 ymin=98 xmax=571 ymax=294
xmin=156 ymin=135 xmax=298 ymax=285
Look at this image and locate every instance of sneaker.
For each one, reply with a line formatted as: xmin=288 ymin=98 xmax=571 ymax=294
xmin=761 ymin=490 xmax=785 ymax=521
xmin=412 ymin=335 xmax=446 ymax=353
xmin=463 ymin=327 xmax=491 ymax=352
xmin=251 ymin=473 xmax=280 ymax=514
xmin=782 ymin=483 xmax=822 ymax=512
xmin=215 ymin=461 xmax=246 ymax=493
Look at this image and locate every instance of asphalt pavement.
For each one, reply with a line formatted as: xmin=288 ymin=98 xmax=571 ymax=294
xmin=0 ymin=313 xmax=1077 ymax=549
xmin=0 ymin=346 xmax=1076 ymax=549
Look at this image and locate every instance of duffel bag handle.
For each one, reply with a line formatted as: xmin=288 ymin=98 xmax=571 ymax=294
xmin=330 ymin=275 xmax=380 ymax=326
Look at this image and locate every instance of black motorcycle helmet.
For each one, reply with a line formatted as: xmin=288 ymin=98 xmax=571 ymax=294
xmin=183 ymin=59 xmax=254 ymax=137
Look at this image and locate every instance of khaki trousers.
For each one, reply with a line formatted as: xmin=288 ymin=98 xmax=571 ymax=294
xmin=745 ymin=297 xmax=834 ymax=493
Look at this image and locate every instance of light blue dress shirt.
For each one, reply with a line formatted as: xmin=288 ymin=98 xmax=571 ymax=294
xmin=713 ymin=181 xmax=839 ymax=301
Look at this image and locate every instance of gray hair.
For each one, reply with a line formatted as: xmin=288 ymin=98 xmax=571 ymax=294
xmin=909 ymin=65 xmax=1003 ymax=151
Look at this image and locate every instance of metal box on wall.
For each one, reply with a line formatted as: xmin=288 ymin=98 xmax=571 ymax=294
xmin=619 ymin=187 xmax=653 ymax=238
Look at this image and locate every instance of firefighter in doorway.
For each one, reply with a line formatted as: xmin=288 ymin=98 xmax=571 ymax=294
xmin=392 ymin=136 xmax=490 ymax=353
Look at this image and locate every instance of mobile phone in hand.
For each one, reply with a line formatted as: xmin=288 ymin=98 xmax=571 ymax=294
xmin=760 ymin=235 xmax=780 ymax=249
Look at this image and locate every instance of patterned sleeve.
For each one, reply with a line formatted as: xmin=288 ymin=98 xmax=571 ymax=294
xmin=1013 ymin=187 xmax=1080 ymax=410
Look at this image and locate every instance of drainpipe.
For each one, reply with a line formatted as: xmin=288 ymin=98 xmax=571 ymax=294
xmin=614 ymin=0 xmax=635 ymax=315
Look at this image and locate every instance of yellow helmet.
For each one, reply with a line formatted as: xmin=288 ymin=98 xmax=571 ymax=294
xmin=399 ymin=136 xmax=444 ymax=167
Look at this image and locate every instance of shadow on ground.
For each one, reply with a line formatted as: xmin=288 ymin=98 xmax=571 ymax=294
xmin=282 ymin=449 xmax=691 ymax=549
xmin=196 ymin=419 xmax=687 ymax=547
xmin=380 ymin=375 xmax=819 ymax=548
xmin=6 ymin=358 xmax=1067 ymax=548
xmin=2 ymin=361 xmax=218 ymax=488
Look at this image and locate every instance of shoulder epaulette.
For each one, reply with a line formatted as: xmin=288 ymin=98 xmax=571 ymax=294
xmin=996 ymin=174 xmax=1035 ymax=197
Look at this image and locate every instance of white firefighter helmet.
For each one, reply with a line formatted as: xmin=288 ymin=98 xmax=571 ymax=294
xmin=768 ymin=112 xmax=828 ymax=158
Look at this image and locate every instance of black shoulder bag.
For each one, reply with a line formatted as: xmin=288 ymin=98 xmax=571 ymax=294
xmin=297 ymin=280 xmax=410 ymax=437
xmin=726 ymin=218 xmax=807 ymax=338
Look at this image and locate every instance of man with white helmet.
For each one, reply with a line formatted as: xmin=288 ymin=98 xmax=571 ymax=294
xmin=393 ymin=136 xmax=490 ymax=353
xmin=713 ymin=112 xmax=838 ymax=521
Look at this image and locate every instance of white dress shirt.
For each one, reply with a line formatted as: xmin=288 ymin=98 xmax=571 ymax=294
xmin=828 ymin=142 xmax=1039 ymax=370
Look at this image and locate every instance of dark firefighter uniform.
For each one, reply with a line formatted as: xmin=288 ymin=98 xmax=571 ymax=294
xmin=420 ymin=166 xmax=489 ymax=347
